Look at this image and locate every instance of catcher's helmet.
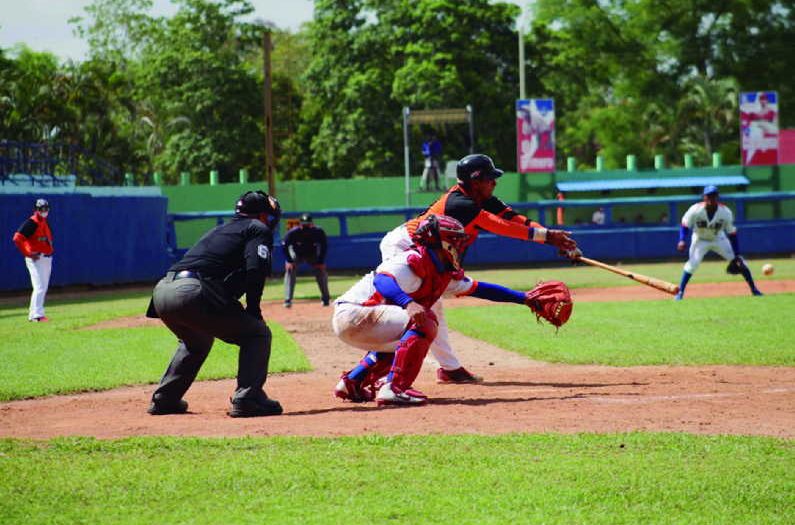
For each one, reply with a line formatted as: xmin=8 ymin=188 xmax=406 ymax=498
xmin=299 ymin=212 xmax=313 ymax=224
xmin=411 ymin=214 xmax=469 ymax=270
xmin=34 ymin=198 xmax=50 ymax=211
xmin=235 ymin=190 xmax=281 ymax=229
xmin=456 ymin=154 xmax=504 ymax=183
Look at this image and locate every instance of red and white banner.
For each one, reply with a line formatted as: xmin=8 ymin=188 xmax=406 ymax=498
xmin=516 ymin=98 xmax=555 ymax=173
xmin=740 ymin=91 xmax=779 ymax=166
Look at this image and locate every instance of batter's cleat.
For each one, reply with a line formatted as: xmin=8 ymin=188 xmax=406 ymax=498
xmin=673 ymin=292 xmax=684 ymax=301
xmin=376 ymin=382 xmax=427 ymax=406
xmin=148 ymin=399 xmax=188 ymax=415
xmin=752 ymin=289 xmax=764 ymax=296
xmin=436 ymin=366 xmax=483 ymax=384
xmin=228 ymin=396 xmax=283 ymax=418
xmin=334 ymin=372 xmax=374 ymax=403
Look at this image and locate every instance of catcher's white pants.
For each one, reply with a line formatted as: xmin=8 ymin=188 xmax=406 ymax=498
xmin=684 ymin=235 xmax=735 ymax=274
xmin=379 ymin=225 xmax=461 ymax=370
xmin=25 ymin=255 xmax=52 ymax=320
xmin=332 ymin=302 xmax=410 ymax=352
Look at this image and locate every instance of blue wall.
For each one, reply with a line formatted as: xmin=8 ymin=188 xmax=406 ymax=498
xmin=312 ymin=221 xmax=795 ymax=271
xmin=1 ymin=193 xmax=171 ymax=291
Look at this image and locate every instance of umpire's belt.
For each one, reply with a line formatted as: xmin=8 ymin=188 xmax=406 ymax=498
xmin=165 ymin=270 xmax=201 ymax=281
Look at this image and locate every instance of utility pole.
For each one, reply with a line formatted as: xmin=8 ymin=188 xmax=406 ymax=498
xmin=518 ymin=8 xmax=527 ymax=100
xmin=262 ymin=30 xmax=275 ymax=195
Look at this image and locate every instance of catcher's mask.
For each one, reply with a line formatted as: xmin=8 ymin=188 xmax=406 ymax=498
xmin=411 ymin=214 xmax=469 ymax=270
xmin=235 ymin=190 xmax=281 ymax=230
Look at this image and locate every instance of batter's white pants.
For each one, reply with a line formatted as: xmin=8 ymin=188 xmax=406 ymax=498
xmin=332 ymin=302 xmax=410 ymax=352
xmin=684 ymin=235 xmax=735 ymax=274
xmin=379 ymin=225 xmax=461 ymax=370
xmin=25 ymin=255 xmax=52 ymax=320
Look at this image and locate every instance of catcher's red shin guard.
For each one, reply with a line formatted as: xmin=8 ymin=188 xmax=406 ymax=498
xmin=390 ymin=316 xmax=438 ymax=392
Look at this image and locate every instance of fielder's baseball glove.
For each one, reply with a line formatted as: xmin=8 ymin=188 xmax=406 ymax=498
xmin=525 ymin=280 xmax=573 ymax=328
xmin=726 ymin=256 xmax=746 ymax=275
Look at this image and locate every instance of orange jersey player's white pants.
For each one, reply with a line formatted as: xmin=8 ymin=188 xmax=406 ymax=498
xmin=684 ymin=234 xmax=735 ymax=274
xmin=378 ymin=225 xmax=462 ymax=371
xmin=25 ymin=255 xmax=52 ymax=320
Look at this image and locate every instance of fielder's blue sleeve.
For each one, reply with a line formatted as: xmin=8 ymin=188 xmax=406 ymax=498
xmin=729 ymin=233 xmax=740 ymax=255
xmin=678 ymin=225 xmax=690 ymax=243
xmin=374 ymin=273 xmax=414 ymax=307
xmin=469 ymin=281 xmax=526 ymax=304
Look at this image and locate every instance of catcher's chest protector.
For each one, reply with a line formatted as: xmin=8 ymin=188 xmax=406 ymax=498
xmin=406 ymin=249 xmax=453 ymax=309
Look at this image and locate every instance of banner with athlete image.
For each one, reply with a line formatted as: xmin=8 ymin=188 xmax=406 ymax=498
xmin=740 ymin=91 xmax=779 ymax=166
xmin=516 ymin=98 xmax=556 ymax=173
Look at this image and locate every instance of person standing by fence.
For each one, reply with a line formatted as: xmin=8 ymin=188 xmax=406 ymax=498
xmin=12 ymin=198 xmax=54 ymax=322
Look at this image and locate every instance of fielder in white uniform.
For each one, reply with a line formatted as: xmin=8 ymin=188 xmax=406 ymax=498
xmin=675 ymin=185 xmax=762 ymax=300
xmin=12 ymin=198 xmax=55 ymax=321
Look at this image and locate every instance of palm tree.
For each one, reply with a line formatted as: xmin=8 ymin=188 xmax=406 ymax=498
xmin=677 ymin=75 xmax=738 ymax=159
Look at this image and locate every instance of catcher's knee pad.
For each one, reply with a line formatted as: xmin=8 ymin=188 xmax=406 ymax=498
xmin=407 ymin=312 xmax=439 ymax=342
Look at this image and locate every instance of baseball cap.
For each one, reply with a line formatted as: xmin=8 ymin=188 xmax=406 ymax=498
xmin=299 ymin=212 xmax=312 ymax=224
xmin=34 ymin=198 xmax=50 ymax=210
xmin=702 ymin=185 xmax=719 ymax=196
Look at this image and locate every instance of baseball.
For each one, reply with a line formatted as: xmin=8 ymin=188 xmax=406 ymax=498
xmin=762 ymin=263 xmax=774 ymax=276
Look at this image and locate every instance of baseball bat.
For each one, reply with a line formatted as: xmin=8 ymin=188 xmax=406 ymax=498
xmin=577 ymin=256 xmax=680 ymax=295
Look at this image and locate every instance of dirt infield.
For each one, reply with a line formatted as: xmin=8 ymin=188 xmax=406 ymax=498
xmin=2 ymin=280 xmax=794 ymax=439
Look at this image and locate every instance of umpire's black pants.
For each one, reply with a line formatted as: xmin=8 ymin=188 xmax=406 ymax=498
xmin=151 ymin=273 xmax=272 ymax=404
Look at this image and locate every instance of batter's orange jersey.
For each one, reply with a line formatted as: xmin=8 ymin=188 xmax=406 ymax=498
xmin=406 ymin=184 xmax=543 ymax=249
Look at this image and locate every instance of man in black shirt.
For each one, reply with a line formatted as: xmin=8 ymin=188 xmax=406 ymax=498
xmin=282 ymin=213 xmax=330 ymax=307
xmin=146 ymin=190 xmax=283 ymax=418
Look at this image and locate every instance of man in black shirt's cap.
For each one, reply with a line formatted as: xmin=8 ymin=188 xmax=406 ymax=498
xmin=146 ymin=190 xmax=283 ymax=418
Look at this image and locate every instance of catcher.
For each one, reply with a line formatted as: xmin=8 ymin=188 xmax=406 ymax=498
xmin=675 ymin=185 xmax=762 ymax=300
xmin=332 ymin=214 xmax=572 ymax=406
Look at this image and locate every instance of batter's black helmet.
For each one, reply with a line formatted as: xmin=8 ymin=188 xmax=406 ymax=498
xmin=235 ymin=190 xmax=281 ymax=229
xmin=456 ymin=154 xmax=504 ymax=183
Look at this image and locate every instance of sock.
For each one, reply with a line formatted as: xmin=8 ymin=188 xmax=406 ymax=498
xmin=740 ymin=266 xmax=758 ymax=292
xmin=678 ymin=271 xmax=692 ymax=295
xmin=348 ymin=352 xmax=392 ymax=381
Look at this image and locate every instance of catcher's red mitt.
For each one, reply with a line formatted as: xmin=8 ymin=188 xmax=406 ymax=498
xmin=524 ymin=280 xmax=573 ymax=328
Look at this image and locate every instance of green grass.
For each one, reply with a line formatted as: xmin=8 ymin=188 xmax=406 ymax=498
xmin=0 ymin=433 xmax=792 ymax=525
xmin=448 ymin=294 xmax=795 ymax=366
xmin=0 ymin=293 xmax=310 ymax=401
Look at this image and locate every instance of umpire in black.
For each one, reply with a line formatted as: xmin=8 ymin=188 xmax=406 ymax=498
xmin=146 ymin=190 xmax=283 ymax=418
xmin=282 ymin=212 xmax=330 ymax=307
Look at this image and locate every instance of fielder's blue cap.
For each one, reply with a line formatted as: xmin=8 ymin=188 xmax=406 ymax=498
xmin=703 ymin=185 xmax=719 ymax=196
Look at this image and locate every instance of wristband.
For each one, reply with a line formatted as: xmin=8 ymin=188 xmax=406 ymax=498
xmin=531 ymin=227 xmax=548 ymax=243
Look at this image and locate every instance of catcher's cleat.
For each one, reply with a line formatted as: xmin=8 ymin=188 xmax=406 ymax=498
xmin=376 ymin=382 xmax=427 ymax=406
xmin=228 ymin=396 xmax=283 ymax=418
xmin=334 ymin=372 xmax=375 ymax=403
xmin=148 ymin=398 xmax=188 ymax=415
xmin=436 ymin=366 xmax=483 ymax=384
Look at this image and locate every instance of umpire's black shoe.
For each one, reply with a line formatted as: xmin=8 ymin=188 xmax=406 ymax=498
xmin=228 ymin=397 xmax=283 ymax=418
xmin=148 ymin=399 xmax=189 ymax=415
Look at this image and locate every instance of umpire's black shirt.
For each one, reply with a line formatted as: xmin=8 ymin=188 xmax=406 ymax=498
xmin=282 ymin=225 xmax=327 ymax=263
xmin=171 ymin=216 xmax=273 ymax=317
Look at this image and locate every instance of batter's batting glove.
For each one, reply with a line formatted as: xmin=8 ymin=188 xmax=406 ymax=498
xmin=545 ymin=229 xmax=578 ymax=253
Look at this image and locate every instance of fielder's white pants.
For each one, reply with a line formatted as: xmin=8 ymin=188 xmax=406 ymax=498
xmin=379 ymin=225 xmax=461 ymax=370
xmin=332 ymin=302 xmax=410 ymax=352
xmin=25 ymin=255 xmax=52 ymax=320
xmin=684 ymin=235 xmax=735 ymax=274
